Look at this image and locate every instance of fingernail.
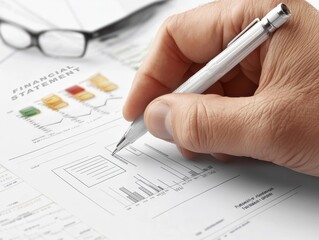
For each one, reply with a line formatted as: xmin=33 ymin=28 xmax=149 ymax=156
xmin=146 ymin=101 xmax=173 ymax=141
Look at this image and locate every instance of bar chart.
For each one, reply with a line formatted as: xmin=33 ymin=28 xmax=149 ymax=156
xmin=52 ymin=138 xmax=221 ymax=214
xmin=101 ymin=142 xmax=216 ymax=207
xmin=7 ymin=73 xmax=124 ymax=144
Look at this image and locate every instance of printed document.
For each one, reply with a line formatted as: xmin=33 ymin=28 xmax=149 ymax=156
xmin=0 ymin=1 xmax=319 ymax=240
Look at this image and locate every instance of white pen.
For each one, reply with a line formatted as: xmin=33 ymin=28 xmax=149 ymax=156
xmin=112 ymin=3 xmax=291 ymax=155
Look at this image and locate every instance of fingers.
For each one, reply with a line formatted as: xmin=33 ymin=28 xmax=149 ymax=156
xmin=126 ymin=0 xmax=319 ymax=178
xmin=123 ymin=0 xmax=268 ymax=121
xmin=144 ymin=93 xmax=266 ymax=159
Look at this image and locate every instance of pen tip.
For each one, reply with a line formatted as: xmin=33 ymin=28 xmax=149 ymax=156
xmin=111 ymin=148 xmax=118 ymax=156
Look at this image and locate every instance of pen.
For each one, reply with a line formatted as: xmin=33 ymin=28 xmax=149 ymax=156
xmin=112 ymin=3 xmax=291 ymax=155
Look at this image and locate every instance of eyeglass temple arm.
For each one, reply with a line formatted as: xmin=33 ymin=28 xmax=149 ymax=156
xmin=89 ymin=1 xmax=166 ymax=40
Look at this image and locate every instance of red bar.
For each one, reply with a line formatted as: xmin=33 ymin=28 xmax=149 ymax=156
xmin=66 ymin=85 xmax=85 ymax=95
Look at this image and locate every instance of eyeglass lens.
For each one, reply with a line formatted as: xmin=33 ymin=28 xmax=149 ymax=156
xmin=39 ymin=31 xmax=86 ymax=57
xmin=0 ymin=23 xmax=32 ymax=49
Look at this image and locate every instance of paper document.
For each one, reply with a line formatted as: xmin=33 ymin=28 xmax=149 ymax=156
xmin=0 ymin=165 xmax=107 ymax=239
xmin=0 ymin=1 xmax=319 ymax=240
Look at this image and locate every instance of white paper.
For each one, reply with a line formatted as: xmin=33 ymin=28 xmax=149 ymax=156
xmin=0 ymin=1 xmax=319 ymax=240
xmin=307 ymin=0 xmax=319 ymax=9
xmin=0 ymin=165 xmax=108 ymax=239
xmin=1 ymin=40 xmax=319 ymax=240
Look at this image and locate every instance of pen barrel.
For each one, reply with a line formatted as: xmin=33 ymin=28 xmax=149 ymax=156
xmin=174 ymin=21 xmax=270 ymax=94
xmin=174 ymin=3 xmax=291 ymax=94
xmin=127 ymin=115 xmax=148 ymax=142
xmin=120 ymin=4 xmax=291 ymax=150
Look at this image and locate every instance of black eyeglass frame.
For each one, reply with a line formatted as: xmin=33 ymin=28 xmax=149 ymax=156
xmin=0 ymin=18 xmax=98 ymax=58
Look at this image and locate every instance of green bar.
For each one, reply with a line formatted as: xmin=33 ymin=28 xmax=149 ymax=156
xmin=19 ymin=106 xmax=41 ymax=117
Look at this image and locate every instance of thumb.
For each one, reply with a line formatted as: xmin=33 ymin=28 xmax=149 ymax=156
xmin=144 ymin=93 xmax=266 ymax=159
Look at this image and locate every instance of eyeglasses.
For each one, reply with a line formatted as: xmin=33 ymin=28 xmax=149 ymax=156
xmin=0 ymin=18 xmax=99 ymax=58
xmin=0 ymin=1 xmax=165 ymax=58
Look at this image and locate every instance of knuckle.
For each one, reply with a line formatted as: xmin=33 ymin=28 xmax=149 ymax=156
xmin=162 ymin=13 xmax=180 ymax=33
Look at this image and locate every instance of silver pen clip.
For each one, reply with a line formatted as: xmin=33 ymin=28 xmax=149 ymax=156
xmin=227 ymin=18 xmax=260 ymax=47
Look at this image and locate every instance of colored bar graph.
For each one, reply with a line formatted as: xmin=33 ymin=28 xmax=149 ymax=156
xmin=90 ymin=73 xmax=118 ymax=92
xmin=19 ymin=106 xmax=41 ymax=117
xmin=66 ymin=85 xmax=95 ymax=101
xmin=66 ymin=85 xmax=85 ymax=95
xmin=41 ymin=94 xmax=68 ymax=110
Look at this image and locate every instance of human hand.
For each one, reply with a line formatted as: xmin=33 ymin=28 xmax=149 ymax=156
xmin=123 ymin=0 xmax=319 ymax=176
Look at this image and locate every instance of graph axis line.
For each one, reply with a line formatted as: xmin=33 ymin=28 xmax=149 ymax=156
xmin=52 ymin=170 xmax=115 ymax=216
xmin=152 ymin=175 xmax=240 ymax=219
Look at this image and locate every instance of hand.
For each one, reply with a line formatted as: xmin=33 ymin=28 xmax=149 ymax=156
xmin=123 ymin=0 xmax=319 ymax=176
